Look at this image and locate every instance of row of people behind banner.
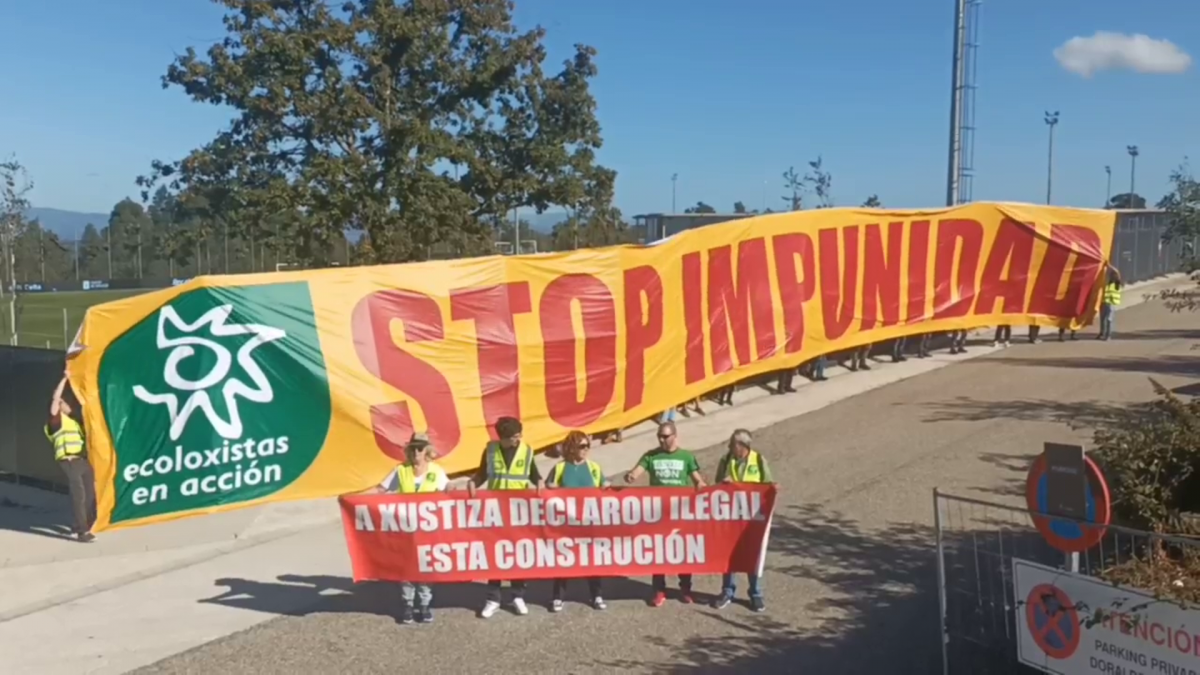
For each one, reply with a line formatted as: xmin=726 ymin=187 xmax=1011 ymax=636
xmin=369 ymin=417 xmax=770 ymax=625
xmin=593 ymin=270 xmax=1124 ymax=443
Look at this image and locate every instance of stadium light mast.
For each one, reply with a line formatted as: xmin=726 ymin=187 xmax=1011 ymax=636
xmin=1126 ymin=145 xmax=1139 ymax=203
xmin=1044 ymin=111 xmax=1059 ymax=204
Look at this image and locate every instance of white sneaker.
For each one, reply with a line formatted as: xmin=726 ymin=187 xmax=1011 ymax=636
xmin=592 ymin=596 xmax=607 ymax=610
xmin=511 ymin=597 xmax=529 ymax=616
xmin=480 ymin=600 xmax=501 ymax=619
xmin=551 ymin=598 xmax=565 ymax=613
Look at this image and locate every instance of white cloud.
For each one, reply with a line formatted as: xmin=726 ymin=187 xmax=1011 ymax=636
xmin=1054 ymin=31 xmax=1192 ymax=77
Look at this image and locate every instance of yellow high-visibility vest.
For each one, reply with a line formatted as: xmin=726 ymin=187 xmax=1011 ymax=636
xmin=44 ymin=416 xmax=85 ymax=461
xmin=550 ymin=460 xmax=603 ymax=487
xmin=1103 ymin=283 xmax=1122 ymax=306
xmin=395 ymin=462 xmax=447 ymax=494
xmin=485 ymin=441 xmax=533 ymax=490
xmin=727 ymin=450 xmax=764 ymax=483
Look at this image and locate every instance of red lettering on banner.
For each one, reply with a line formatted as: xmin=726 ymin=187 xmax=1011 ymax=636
xmin=905 ymin=220 xmax=931 ymax=323
xmin=622 ymin=266 xmax=664 ymax=411
xmin=932 ymin=219 xmax=984 ymax=319
xmin=1028 ymin=224 xmax=1104 ymax=317
xmin=975 ymin=219 xmax=1035 ymax=315
xmin=771 ymin=233 xmax=816 ymax=354
xmin=339 ymin=485 xmax=779 ymax=584
xmin=818 ymin=226 xmax=860 ymax=341
xmin=449 ymin=283 xmax=532 ymax=436
xmin=681 ymin=252 xmax=707 ymax=384
xmin=861 ymin=221 xmax=904 ymax=330
xmin=705 ymin=238 xmax=778 ymax=374
xmin=539 ymin=274 xmax=618 ymax=429
xmin=351 ymin=290 xmax=462 ymax=460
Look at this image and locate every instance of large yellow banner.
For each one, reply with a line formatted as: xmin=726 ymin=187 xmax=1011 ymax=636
xmin=68 ymin=203 xmax=1116 ymax=530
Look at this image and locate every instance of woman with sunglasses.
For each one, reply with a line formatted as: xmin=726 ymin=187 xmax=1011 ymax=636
xmin=545 ymin=430 xmax=610 ymax=612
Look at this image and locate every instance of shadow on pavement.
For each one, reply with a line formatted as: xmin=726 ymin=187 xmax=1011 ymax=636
xmin=1101 ymin=328 xmax=1200 ymax=342
xmin=915 ymin=396 xmax=1127 ymax=428
xmin=995 ymin=355 xmax=1200 ymax=378
xmin=199 ymin=573 xmax=659 ymax=619
xmin=594 ymin=504 xmax=943 ymax=674
xmin=0 ymin=495 xmax=78 ymax=541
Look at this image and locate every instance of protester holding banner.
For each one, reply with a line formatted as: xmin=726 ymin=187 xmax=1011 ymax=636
xmin=712 ymin=429 xmax=772 ymax=613
xmin=545 ymin=430 xmax=610 ymax=612
xmin=368 ymin=432 xmax=447 ymax=624
xmin=624 ymin=421 xmax=707 ymax=606
xmin=467 ymin=416 xmax=542 ymax=619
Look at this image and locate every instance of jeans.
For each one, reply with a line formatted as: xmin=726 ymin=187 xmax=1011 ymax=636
xmin=1099 ymin=304 xmax=1114 ymax=338
xmin=401 ymin=581 xmax=432 ymax=608
xmin=652 ymin=574 xmax=692 ymax=592
xmin=808 ymin=356 xmax=827 ymax=380
xmin=994 ymin=325 xmax=1012 ymax=343
xmin=486 ymin=580 xmax=527 ymax=602
xmin=890 ymin=336 xmax=906 ymax=361
xmin=721 ymin=573 xmax=762 ymax=599
xmin=657 ymin=408 xmax=677 ymax=424
xmin=917 ymin=333 xmax=932 ymax=355
xmin=951 ymin=330 xmax=967 ymax=351
xmin=553 ymin=577 xmax=602 ymax=599
xmin=1028 ymin=326 xmax=1041 ymax=342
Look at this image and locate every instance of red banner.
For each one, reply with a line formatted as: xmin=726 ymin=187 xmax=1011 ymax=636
xmin=339 ymin=485 xmax=778 ymax=583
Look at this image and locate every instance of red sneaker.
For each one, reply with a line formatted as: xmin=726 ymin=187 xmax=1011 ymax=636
xmin=680 ymin=591 xmax=695 ymax=604
xmin=651 ymin=592 xmax=666 ymax=607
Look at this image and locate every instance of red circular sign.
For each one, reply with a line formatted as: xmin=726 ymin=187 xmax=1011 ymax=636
xmin=1025 ymin=584 xmax=1081 ymax=659
xmin=1025 ymin=454 xmax=1111 ymax=553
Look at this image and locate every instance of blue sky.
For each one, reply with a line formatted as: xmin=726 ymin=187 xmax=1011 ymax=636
xmin=1 ymin=0 xmax=1195 ymax=217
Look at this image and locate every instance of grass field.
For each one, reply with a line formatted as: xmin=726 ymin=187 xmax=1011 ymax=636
xmin=0 ymin=289 xmax=149 ymax=351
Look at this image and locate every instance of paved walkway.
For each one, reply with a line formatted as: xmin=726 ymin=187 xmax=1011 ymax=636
xmin=0 ymin=275 xmax=1193 ymax=674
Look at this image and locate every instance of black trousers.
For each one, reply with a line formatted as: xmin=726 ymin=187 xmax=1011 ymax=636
xmin=553 ymin=577 xmax=602 ymax=599
xmin=59 ymin=457 xmax=96 ymax=534
xmin=486 ymin=580 xmax=527 ymax=602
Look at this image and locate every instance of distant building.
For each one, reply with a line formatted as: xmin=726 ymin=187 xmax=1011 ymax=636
xmin=632 ymin=212 xmax=757 ymax=243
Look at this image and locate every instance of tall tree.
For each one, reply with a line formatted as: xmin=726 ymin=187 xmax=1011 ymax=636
xmin=782 ymin=166 xmax=804 ymax=211
xmin=1159 ymin=161 xmax=1200 ymax=244
xmin=683 ymin=201 xmax=716 ymax=214
xmin=0 ymin=157 xmax=33 ymax=331
xmin=733 ymin=201 xmax=748 ymax=214
xmin=108 ymin=198 xmax=152 ymax=278
xmin=804 ymin=156 xmax=833 ymax=208
xmin=861 ymin=195 xmax=882 ymax=208
xmin=142 ymin=0 xmax=614 ymax=266
xmin=79 ymin=223 xmax=105 ymax=278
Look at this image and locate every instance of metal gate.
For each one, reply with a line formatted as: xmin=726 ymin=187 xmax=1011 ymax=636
xmin=933 ymin=489 xmax=1200 ymax=674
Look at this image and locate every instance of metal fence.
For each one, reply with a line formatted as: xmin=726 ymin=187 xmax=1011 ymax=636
xmin=1111 ymin=210 xmax=1197 ymax=284
xmin=934 ymin=490 xmax=1200 ymax=674
xmin=0 ymin=347 xmax=71 ymax=490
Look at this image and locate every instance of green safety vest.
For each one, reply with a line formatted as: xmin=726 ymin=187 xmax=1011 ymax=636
xmin=395 ymin=462 xmax=446 ymax=494
xmin=1103 ymin=283 xmax=1121 ymax=306
xmin=727 ymin=450 xmax=765 ymax=484
xmin=44 ymin=415 xmax=85 ymax=461
xmin=550 ymin=460 xmax=603 ymax=488
xmin=485 ymin=441 xmax=534 ymax=490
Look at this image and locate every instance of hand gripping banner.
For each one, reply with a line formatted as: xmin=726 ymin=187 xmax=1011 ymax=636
xmin=66 ymin=203 xmax=1116 ymax=530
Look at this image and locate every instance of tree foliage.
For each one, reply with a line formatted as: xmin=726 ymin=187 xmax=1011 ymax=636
xmin=732 ymin=201 xmax=747 ymax=214
xmin=1107 ymin=192 xmax=1147 ymax=209
xmin=804 ymin=156 xmax=833 ymax=208
xmin=1158 ymin=160 xmax=1200 ymax=244
xmin=683 ymin=201 xmax=715 ymax=214
xmin=141 ymin=0 xmax=617 ymax=266
xmin=861 ymin=194 xmax=882 ymax=208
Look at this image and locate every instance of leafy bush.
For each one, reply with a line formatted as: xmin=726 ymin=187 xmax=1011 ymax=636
xmin=1089 ymin=380 xmax=1200 ymax=532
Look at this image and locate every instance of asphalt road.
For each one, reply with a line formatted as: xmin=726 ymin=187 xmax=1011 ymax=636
xmin=135 ymin=300 xmax=1200 ymax=675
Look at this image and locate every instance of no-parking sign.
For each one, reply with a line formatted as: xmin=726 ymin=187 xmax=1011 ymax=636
xmin=1025 ymin=444 xmax=1111 ymax=554
xmin=1014 ymin=559 xmax=1200 ymax=674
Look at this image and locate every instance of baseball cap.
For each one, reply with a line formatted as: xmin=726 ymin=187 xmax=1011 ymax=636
xmin=407 ymin=432 xmax=430 ymax=447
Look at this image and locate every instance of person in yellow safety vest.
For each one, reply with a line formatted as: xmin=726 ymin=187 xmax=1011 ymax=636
xmin=712 ymin=428 xmax=772 ymax=613
xmin=45 ymin=371 xmax=95 ymax=542
xmin=545 ymin=430 xmax=610 ymax=613
xmin=1099 ymin=267 xmax=1122 ymax=341
xmin=467 ymin=416 xmax=543 ymax=619
xmin=369 ymin=432 xmax=447 ymax=625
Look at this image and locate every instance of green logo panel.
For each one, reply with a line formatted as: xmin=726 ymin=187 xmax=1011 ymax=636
xmin=99 ymin=282 xmax=333 ymax=523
